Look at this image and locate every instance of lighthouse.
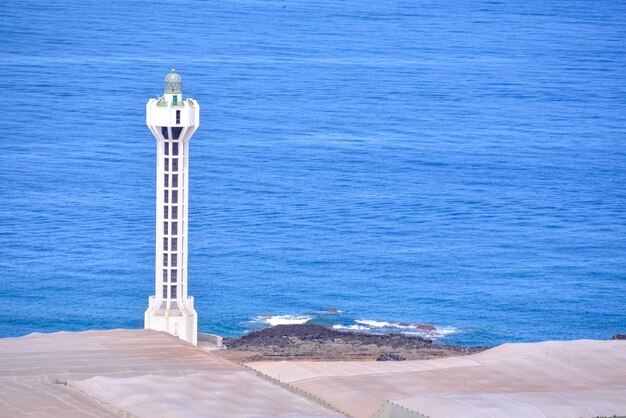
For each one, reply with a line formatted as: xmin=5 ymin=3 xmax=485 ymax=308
xmin=144 ymin=69 xmax=199 ymax=345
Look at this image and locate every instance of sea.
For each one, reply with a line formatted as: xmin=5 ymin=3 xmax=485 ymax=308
xmin=0 ymin=0 xmax=625 ymax=346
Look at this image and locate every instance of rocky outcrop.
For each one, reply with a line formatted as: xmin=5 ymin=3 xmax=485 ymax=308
xmin=220 ymin=324 xmax=485 ymax=362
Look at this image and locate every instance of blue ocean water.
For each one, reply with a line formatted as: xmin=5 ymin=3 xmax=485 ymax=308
xmin=0 ymin=0 xmax=625 ymax=346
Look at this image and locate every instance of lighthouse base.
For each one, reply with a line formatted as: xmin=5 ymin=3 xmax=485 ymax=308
xmin=144 ymin=296 xmax=198 ymax=345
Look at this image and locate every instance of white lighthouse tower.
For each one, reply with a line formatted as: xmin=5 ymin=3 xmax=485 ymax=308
xmin=144 ymin=69 xmax=199 ymax=345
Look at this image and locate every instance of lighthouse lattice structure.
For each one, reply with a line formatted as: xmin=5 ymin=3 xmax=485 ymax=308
xmin=144 ymin=70 xmax=199 ymax=345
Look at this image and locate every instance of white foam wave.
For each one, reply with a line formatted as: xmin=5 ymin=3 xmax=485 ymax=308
xmin=356 ymin=319 xmax=427 ymax=330
xmin=250 ymin=314 xmax=458 ymax=339
xmin=332 ymin=324 xmax=369 ymax=331
xmin=434 ymin=326 xmax=458 ymax=336
xmin=355 ymin=319 xmax=393 ymax=328
xmin=253 ymin=314 xmax=313 ymax=326
xmin=355 ymin=319 xmax=458 ymax=338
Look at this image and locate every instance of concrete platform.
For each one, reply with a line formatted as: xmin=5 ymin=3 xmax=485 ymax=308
xmin=0 ymin=329 xmax=342 ymax=417
xmin=247 ymin=339 xmax=626 ymax=418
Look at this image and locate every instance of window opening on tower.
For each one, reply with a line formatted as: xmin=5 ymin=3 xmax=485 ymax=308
xmin=176 ymin=110 xmax=180 ymax=124
xmin=172 ymin=127 xmax=182 ymax=139
xmin=161 ymin=127 xmax=169 ymax=139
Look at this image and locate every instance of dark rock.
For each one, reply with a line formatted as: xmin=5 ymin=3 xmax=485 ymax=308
xmin=377 ymin=353 xmax=406 ymax=361
xmin=416 ymin=324 xmax=436 ymax=331
xmin=221 ymin=324 xmax=486 ymax=361
xmin=225 ymin=324 xmax=433 ymax=349
xmin=612 ymin=334 xmax=626 ymax=340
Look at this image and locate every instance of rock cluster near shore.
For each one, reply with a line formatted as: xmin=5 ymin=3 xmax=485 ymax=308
xmin=220 ymin=324 xmax=485 ymax=362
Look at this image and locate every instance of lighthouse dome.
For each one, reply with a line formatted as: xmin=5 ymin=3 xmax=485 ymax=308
xmin=164 ymin=69 xmax=182 ymax=94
